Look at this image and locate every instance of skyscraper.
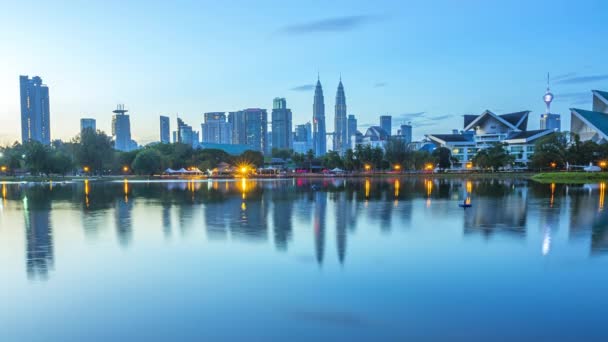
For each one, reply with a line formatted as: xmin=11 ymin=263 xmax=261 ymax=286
xmin=228 ymin=111 xmax=247 ymax=145
xmin=80 ymin=118 xmax=96 ymax=133
xmin=380 ymin=115 xmax=392 ymax=136
xmin=20 ymin=75 xmax=50 ymax=145
xmin=228 ymin=109 xmax=268 ymax=152
xmin=333 ymin=78 xmax=347 ymax=154
xmin=201 ymin=112 xmax=232 ymax=144
xmin=112 ymin=104 xmax=133 ymax=151
xmin=347 ymin=114 xmax=357 ymax=139
xmin=244 ymin=108 xmax=268 ymax=152
xmin=293 ymin=122 xmax=313 ymax=154
xmin=160 ymin=116 xmax=170 ymax=143
xmin=313 ymin=77 xmax=326 ymax=156
xmin=271 ymin=97 xmax=293 ymax=150
xmin=398 ymin=124 xmax=413 ymax=143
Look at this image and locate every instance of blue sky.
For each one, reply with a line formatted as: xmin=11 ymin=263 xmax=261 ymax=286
xmin=1 ymin=0 xmax=607 ymax=145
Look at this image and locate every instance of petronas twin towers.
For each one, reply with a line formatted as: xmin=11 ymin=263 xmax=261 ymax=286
xmin=313 ymin=76 xmax=348 ymax=156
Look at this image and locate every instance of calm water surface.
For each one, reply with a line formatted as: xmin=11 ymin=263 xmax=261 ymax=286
xmin=0 ymin=178 xmax=607 ymax=341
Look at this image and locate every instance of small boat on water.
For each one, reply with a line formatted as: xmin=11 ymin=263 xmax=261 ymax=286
xmin=459 ymin=199 xmax=472 ymax=208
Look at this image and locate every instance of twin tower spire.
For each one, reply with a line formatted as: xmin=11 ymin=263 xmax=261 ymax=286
xmin=313 ymin=75 xmax=348 ymax=156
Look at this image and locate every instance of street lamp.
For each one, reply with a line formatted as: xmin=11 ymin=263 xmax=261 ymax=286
xmin=0 ymin=166 xmax=7 ymax=172
xmin=83 ymin=166 xmax=90 ymax=173
xmin=466 ymin=162 xmax=473 ymax=169
xmin=425 ymin=163 xmax=434 ymax=171
xmin=550 ymin=162 xmax=557 ymax=169
xmin=393 ymin=164 xmax=401 ymax=172
xmin=600 ymin=161 xmax=607 ymax=169
xmin=364 ymin=164 xmax=371 ymax=172
xmin=122 ymin=166 xmax=129 ymax=173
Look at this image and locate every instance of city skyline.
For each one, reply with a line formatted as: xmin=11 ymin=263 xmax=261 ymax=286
xmin=1 ymin=1 xmax=608 ymax=145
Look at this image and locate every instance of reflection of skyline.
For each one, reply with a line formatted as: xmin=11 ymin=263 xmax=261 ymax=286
xmin=5 ymin=177 xmax=608 ymax=282
xmin=25 ymin=207 xmax=54 ymax=280
xmin=313 ymin=191 xmax=326 ymax=265
xmin=464 ymin=182 xmax=528 ymax=238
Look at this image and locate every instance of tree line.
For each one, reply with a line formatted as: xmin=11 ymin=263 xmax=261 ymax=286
xmin=0 ymin=129 xmax=264 ymax=176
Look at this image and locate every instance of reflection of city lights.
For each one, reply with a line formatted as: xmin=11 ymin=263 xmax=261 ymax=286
xmin=426 ymin=179 xmax=433 ymax=197
xmin=550 ymin=183 xmax=556 ymax=208
xmin=49 ymin=180 xmax=53 ymax=191
xmin=84 ymin=179 xmax=90 ymax=195
xmin=466 ymin=181 xmax=472 ymax=194
xmin=241 ymin=202 xmax=247 ymax=211
xmin=2 ymin=183 xmax=6 ymax=199
xmin=600 ymin=182 xmax=606 ymax=211
xmin=365 ymin=178 xmax=370 ymax=198
xmin=394 ymin=179 xmax=400 ymax=198
xmin=124 ymin=179 xmax=129 ymax=203
xmin=542 ymin=226 xmax=551 ymax=256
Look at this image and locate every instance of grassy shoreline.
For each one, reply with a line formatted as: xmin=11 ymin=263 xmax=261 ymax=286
xmin=531 ymin=172 xmax=608 ymax=184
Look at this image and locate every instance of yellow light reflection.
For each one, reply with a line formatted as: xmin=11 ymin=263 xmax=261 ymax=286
xmin=550 ymin=183 xmax=556 ymax=208
xmin=124 ymin=179 xmax=129 ymax=203
xmin=241 ymin=202 xmax=247 ymax=211
xmin=425 ymin=179 xmax=433 ymax=208
xmin=600 ymin=182 xmax=606 ymax=211
xmin=365 ymin=178 xmax=370 ymax=198
xmin=84 ymin=179 xmax=90 ymax=208
xmin=394 ymin=179 xmax=400 ymax=198
xmin=466 ymin=181 xmax=472 ymax=194
xmin=2 ymin=183 xmax=6 ymax=199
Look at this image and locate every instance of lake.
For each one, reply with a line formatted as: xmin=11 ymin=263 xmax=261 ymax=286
xmin=0 ymin=177 xmax=607 ymax=341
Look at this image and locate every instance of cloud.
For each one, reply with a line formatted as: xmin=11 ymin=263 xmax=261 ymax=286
xmin=374 ymin=82 xmax=387 ymax=88
xmin=290 ymin=84 xmax=315 ymax=92
xmin=396 ymin=112 xmax=426 ymax=120
xmin=555 ymin=74 xmax=608 ymax=85
xmin=552 ymin=72 xmax=578 ymax=82
xmin=427 ymin=114 xmax=452 ymax=120
xmin=278 ymin=15 xmax=379 ymax=35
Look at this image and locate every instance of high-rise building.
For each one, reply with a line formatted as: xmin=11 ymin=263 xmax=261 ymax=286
xmin=244 ymin=108 xmax=268 ymax=152
xmin=179 ymin=124 xmax=194 ymax=146
xmin=313 ymin=77 xmax=326 ymax=156
xmin=380 ymin=115 xmax=392 ymax=136
xmin=201 ymin=112 xmax=232 ymax=144
xmin=541 ymin=73 xmax=560 ymax=131
xmin=80 ymin=118 xmax=96 ymax=133
xmin=347 ymin=114 xmax=357 ymax=139
xmin=293 ymin=122 xmax=313 ymax=154
xmin=228 ymin=111 xmax=247 ymax=145
xmin=228 ymin=109 xmax=267 ymax=152
xmin=398 ymin=124 xmax=413 ymax=143
xmin=160 ymin=116 xmax=170 ymax=143
xmin=333 ymin=78 xmax=347 ymax=154
xmin=176 ymin=117 xmax=186 ymax=143
xmin=20 ymin=75 xmax=50 ymax=145
xmin=271 ymin=97 xmax=293 ymax=150
xmin=112 ymin=104 xmax=133 ymax=151
xmin=540 ymin=114 xmax=561 ymax=131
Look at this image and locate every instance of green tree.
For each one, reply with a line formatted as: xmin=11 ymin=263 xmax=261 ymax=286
xmin=73 ymin=129 xmax=114 ymax=174
xmin=472 ymin=143 xmax=514 ymax=171
xmin=131 ymin=149 xmax=162 ymax=175
xmin=322 ymin=150 xmax=343 ymax=169
xmin=23 ymin=141 xmax=52 ymax=175
xmin=432 ymin=147 xmax=452 ymax=170
xmin=240 ymin=150 xmax=264 ymax=167
xmin=271 ymin=148 xmax=293 ymax=160
xmin=529 ymin=132 xmax=569 ymax=169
